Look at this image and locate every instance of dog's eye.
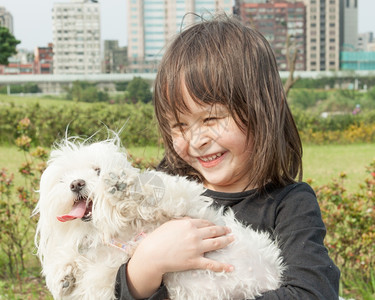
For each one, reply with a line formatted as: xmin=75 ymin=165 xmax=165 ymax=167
xmin=94 ymin=167 xmax=101 ymax=176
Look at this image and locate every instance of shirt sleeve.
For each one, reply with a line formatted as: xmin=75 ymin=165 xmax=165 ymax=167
xmin=256 ymin=183 xmax=340 ymax=299
xmin=114 ymin=263 xmax=169 ymax=300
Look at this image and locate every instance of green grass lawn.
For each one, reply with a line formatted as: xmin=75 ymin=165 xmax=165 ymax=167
xmin=1 ymin=143 xmax=374 ymax=194
xmin=0 ymin=93 xmax=95 ymax=109
xmin=0 ymin=93 xmax=66 ymax=105
xmin=302 ymin=143 xmax=375 ymax=192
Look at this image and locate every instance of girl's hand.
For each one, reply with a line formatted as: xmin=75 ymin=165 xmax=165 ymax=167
xmin=126 ymin=218 xmax=234 ymax=298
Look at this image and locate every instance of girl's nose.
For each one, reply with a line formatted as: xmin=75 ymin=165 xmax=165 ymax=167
xmin=188 ymin=126 xmax=211 ymax=151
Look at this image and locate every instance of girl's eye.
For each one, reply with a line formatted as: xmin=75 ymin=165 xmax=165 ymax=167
xmin=94 ymin=167 xmax=101 ymax=176
xmin=171 ymin=123 xmax=188 ymax=133
xmin=204 ymin=117 xmax=218 ymax=124
xmin=172 ymin=122 xmax=187 ymax=128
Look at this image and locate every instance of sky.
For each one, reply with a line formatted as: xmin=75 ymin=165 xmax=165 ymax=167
xmin=0 ymin=0 xmax=374 ymax=51
xmin=0 ymin=0 xmax=128 ymax=50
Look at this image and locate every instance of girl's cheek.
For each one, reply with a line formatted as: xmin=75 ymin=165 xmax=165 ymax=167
xmin=172 ymin=136 xmax=189 ymax=160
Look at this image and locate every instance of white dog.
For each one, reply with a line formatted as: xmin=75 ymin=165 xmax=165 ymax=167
xmin=34 ymin=136 xmax=285 ymax=300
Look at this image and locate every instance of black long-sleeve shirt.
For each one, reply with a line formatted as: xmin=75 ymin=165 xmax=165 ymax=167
xmin=115 ymin=182 xmax=340 ymax=299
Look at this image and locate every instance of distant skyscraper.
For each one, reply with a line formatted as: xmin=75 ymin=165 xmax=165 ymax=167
xmin=127 ymin=0 xmax=233 ymax=73
xmin=239 ymin=0 xmax=306 ymax=71
xmin=52 ymin=0 xmax=101 ymax=74
xmin=0 ymin=6 xmax=14 ymax=34
xmin=340 ymin=0 xmax=358 ymax=51
xmin=302 ymin=0 xmax=340 ymax=71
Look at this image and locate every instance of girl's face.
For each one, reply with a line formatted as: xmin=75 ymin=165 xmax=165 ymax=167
xmin=169 ymin=84 xmax=253 ymax=193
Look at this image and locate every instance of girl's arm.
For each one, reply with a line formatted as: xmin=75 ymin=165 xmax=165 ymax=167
xmin=256 ymin=183 xmax=340 ymax=299
xmin=116 ymin=218 xmax=234 ymax=299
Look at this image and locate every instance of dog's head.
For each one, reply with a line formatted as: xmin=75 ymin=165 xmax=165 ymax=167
xmin=36 ymin=138 xmax=135 ymax=229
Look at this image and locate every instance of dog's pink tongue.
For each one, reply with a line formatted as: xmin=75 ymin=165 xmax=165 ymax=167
xmin=57 ymin=201 xmax=86 ymax=222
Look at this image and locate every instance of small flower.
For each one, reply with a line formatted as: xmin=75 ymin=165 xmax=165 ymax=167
xmin=15 ymin=135 xmax=32 ymax=150
xmin=31 ymin=146 xmax=49 ymax=159
xmin=19 ymin=162 xmax=33 ymax=177
xmin=17 ymin=117 xmax=31 ymax=131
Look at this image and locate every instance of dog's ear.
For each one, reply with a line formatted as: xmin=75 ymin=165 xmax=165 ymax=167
xmin=39 ymin=165 xmax=60 ymax=196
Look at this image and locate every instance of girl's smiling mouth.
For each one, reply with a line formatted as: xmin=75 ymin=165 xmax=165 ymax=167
xmin=197 ymin=152 xmax=226 ymax=167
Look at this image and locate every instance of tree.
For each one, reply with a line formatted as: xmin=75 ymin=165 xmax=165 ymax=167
xmin=283 ymin=34 xmax=300 ymax=97
xmin=66 ymin=81 xmax=109 ymax=103
xmin=0 ymin=27 xmax=20 ymax=65
xmin=126 ymin=77 xmax=153 ymax=103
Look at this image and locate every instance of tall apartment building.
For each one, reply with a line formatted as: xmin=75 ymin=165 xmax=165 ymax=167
xmin=340 ymin=0 xmax=358 ymax=51
xmin=127 ymin=0 xmax=233 ymax=73
xmin=52 ymin=0 xmax=101 ymax=75
xmin=0 ymin=6 xmax=14 ymax=34
xmin=302 ymin=0 xmax=340 ymax=71
xmin=239 ymin=1 xmax=306 ymax=71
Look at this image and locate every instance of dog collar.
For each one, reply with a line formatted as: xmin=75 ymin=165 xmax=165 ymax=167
xmin=108 ymin=232 xmax=146 ymax=253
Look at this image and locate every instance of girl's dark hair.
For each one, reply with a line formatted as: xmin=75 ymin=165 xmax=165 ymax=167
xmin=154 ymin=14 xmax=303 ymax=189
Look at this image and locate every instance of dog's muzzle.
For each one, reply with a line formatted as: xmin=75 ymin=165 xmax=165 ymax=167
xmin=56 ymin=179 xmax=93 ymax=223
xmin=70 ymin=179 xmax=86 ymax=193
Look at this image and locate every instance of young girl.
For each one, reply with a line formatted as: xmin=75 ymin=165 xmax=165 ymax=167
xmin=115 ymin=14 xmax=340 ymax=299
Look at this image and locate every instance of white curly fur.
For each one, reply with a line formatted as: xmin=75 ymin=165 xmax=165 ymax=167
xmin=34 ymin=137 xmax=285 ymax=300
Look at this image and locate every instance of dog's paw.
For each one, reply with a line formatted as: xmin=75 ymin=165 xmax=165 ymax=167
xmin=59 ymin=264 xmax=76 ymax=296
xmin=105 ymin=171 xmax=133 ymax=196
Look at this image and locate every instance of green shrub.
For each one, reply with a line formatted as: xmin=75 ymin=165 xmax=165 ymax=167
xmin=0 ymin=102 xmax=159 ymax=147
xmin=0 ymin=83 xmax=41 ymax=94
xmin=66 ymin=81 xmax=109 ymax=103
xmin=0 ymin=118 xmax=47 ymax=279
xmin=293 ymin=109 xmax=375 ymax=144
xmin=314 ymin=161 xmax=375 ymax=299
xmin=115 ymin=81 xmax=129 ymax=92
xmin=288 ymin=89 xmax=328 ymax=110
xmin=125 ymin=77 xmax=152 ymax=103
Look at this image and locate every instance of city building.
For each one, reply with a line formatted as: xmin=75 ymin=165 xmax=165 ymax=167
xmin=341 ymin=51 xmax=375 ymax=71
xmin=52 ymin=0 xmax=101 ymax=74
xmin=238 ymin=0 xmax=306 ymax=71
xmin=0 ymin=6 xmax=14 ymax=34
xmin=34 ymin=43 xmax=54 ymax=74
xmin=358 ymin=32 xmax=374 ymax=52
xmin=0 ymin=48 xmax=34 ymax=75
xmin=340 ymin=0 xmax=358 ymax=51
xmin=103 ymin=40 xmax=127 ymax=73
xmin=338 ymin=0 xmax=371 ymax=71
xmin=127 ymin=0 xmax=233 ymax=73
xmin=302 ymin=0 xmax=340 ymax=71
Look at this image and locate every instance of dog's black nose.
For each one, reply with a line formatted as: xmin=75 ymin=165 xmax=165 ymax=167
xmin=70 ymin=179 xmax=86 ymax=192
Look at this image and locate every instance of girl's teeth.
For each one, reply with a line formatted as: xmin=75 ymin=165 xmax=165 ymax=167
xmin=201 ymin=153 xmax=222 ymax=162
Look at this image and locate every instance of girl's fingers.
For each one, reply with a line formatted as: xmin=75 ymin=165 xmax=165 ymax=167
xmin=198 ymin=257 xmax=234 ymax=273
xmin=200 ymin=234 xmax=235 ymax=253
xmin=182 ymin=218 xmax=215 ymax=228
xmin=177 ymin=218 xmax=231 ymax=237
xmin=199 ymin=225 xmax=232 ymax=239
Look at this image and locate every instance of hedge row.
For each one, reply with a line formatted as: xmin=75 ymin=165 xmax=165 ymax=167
xmin=1 ymin=102 xmax=375 ymax=147
xmin=0 ymin=102 xmax=159 ymax=147
xmin=294 ymin=109 xmax=375 ymax=144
